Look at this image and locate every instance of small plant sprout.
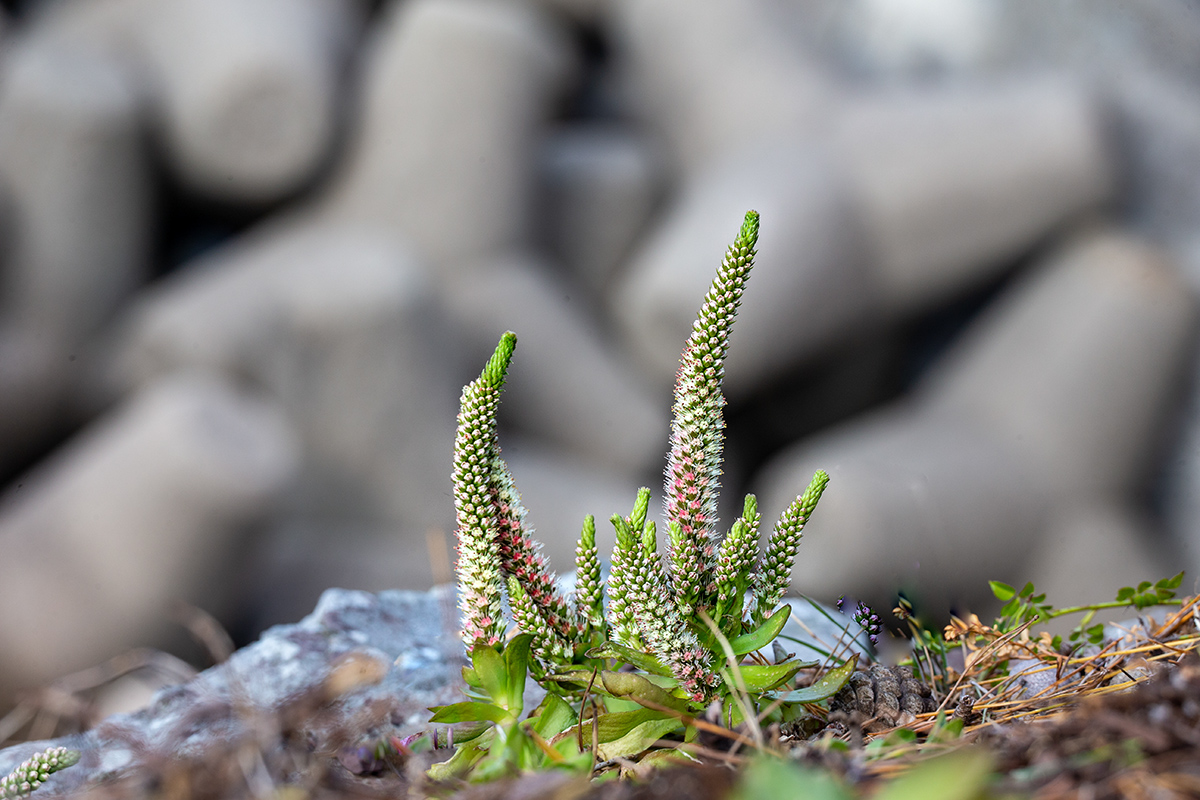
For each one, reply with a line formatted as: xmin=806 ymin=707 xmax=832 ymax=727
xmin=0 ymin=747 xmax=80 ymax=799
xmin=432 ymin=211 xmax=843 ymax=780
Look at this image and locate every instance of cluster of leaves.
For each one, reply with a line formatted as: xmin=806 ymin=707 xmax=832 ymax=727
xmin=431 ymin=211 xmax=852 ymax=780
xmin=892 ymin=572 xmax=1188 ymax=699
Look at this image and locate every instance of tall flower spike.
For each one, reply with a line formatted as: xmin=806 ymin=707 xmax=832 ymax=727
xmin=451 ymin=332 xmax=516 ymax=649
xmin=573 ymin=515 xmax=605 ymax=632
xmin=665 ymin=210 xmax=759 ymax=617
xmin=605 ymin=490 xmax=653 ymax=648
xmin=753 ymin=470 xmax=829 ymax=624
xmin=0 ymin=747 xmax=80 ymax=799
xmin=491 ymin=457 xmax=579 ymax=641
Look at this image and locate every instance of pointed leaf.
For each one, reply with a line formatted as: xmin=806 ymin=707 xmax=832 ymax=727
xmin=462 ymin=665 xmax=482 ymax=689
xmin=989 ymin=581 xmax=1015 ymax=601
xmin=470 ymin=645 xmax=507 ymax=704
xmin=587 ymin=642 xmax=673 ymax=677
xmin=600 ymin=670 xmax=688 ymax=711
xmin=767 ymin=655 xmax=859 ymax=703
xmin=726 ymin=661 xmax=806 ymax=693
xmin=530 ymin=693 xmax=576 ymax=739
xmin=729 ymin=605 xmax=793 ymax=656
xmin=428 ymin=701 xmax=508 ymax=724
xmin=503 ymin=633 xmax=533 ymax=714
xmin=595 ymin=717 xmax=684 ymax=761
xmin=872 ymin=748 xmax=993 ymax=800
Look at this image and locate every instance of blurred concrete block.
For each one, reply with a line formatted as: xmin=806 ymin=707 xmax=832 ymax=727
xmin=754 ymin=230 xmax=1196 ymax=609
xmin=755 ymin=406 xmax=1047 ymax=611
xmin=835 ymin=79 xmax=1115 ymax=313
xmin=324 ymin=0 xmax=573 ymax=269
xmin=539 ymin=123 xmax=662 ymax=297
xmin=135 ymin=0 xmax=363 ymax=203
xmin=444 ymin=252 xmax=667 ymax=473
xmin=111 ymin=224 xmax=461 ymax=531
xmin=920 ymin=231 xmax=1197 ymax=497
xmin=612 ymin=147 xmax=876 ymax=398
xmin=614 ymin=80 xmax=1116 ymax=399
xmin=0 ymin=372 xmax=298 ymax=691
xmin=1026 ymin=503 xmax=1173 ymax=632
xmin=613 ymin=0 xmax=829 ymax=174
xmin=0 ymin=35 xmax=150 ymax=347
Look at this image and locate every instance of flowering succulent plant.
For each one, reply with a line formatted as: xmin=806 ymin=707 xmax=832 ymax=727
xmin=429 ymin=211 xmax=849 ymax=780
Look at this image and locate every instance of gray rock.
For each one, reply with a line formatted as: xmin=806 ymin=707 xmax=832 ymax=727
xmin=0 ymin=34 xmax=149 ymax=348
xmin=612 ymin=0 xmax=829 ymax=175
xmin=0 ymin=586 xmax=465 ymax=797
xmin=109 ymin=223 xmax=461 ymax=532
xmin=755 ymin=230 xmax=1196 ymax=609
xmin=444 ymin=252 xmax=667 ymax=473
xmin=539 ymin=123 xmax=663 ymax=297
xmin=323 ymin=0 xmax=574 ymax=270
xmin=134 ymin=0 xmax=363 ymax=203
xmin=833 ymin=78 xmax=1115 ymax=314
xmin=919 ymin=231 xmax=1197 ymax=497
xmin=0 ymin=372 xmax=299 ymax=694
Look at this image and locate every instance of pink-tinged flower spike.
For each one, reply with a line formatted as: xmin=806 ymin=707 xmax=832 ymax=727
xmin=753 ymin=470 xmax=829 ymax=625
xmin=713 ymin=494 xmax=761 ymax=625
xmin=665 ymin=210 xmax=759 ymax=617
xmin=451 ymin=332 xmax=516 ymax=649
xmin=611 ymin=513 xmax=717 ymax=701
xmin=508 ymin=576 xmax=572 ymax=664
xmin=490 ymin=457 xmax=580 ymax=642
xmin=573 ymin=514 xmax=605 ymax=634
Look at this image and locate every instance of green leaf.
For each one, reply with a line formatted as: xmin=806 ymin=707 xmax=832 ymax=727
xmin=1116 ymin=586 xmax=1135 ymax=603
xmin=727 ymin=661 xmax=805 ymax=693
xmin=1018 ymin=582 xmax=1035 ymax=598
xmin=1086 ymin=624 xmax=1105 ymax=644
xmin=1137 ymin=581 xmax=1152 ymax=593
xmin=530 ymin=693 xmax=576 ymax=740
xmin=1160 ymin=571 xmax=1185 ymax=590
xmin=872 ymin=748 xmax=993 ymax=800
xmin=426 ymin=737 xmax=486 ymax=781
xmin=595 ymin=717 xmax=683 ymax=761
xmin=503 ymin=633 xmax=534 ymax=714
xmin=600 ymin=670 xmax=688 ymax=711
xmin=462 ymin=666 xmax=482 ymax=689
xmin=730 ymin=757 xmax=854 ymax=800
xmin=470 ymin=645 xmax=508 ymax=705
xmin=728 ymin=605 xmax=793 ymax=656
xmin=428 ymin=701 xmax=509 ymax=724
xmin=587 ymin=642 xmax=673 ymax=677
xmin=767 ymin=654 xmax=858 ymax=703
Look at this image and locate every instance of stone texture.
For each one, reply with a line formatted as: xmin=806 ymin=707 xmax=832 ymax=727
xmin=109 ymin=223 xmax=461 ymax=532
xmin=539 ymin=123 xmax=662 ymax=297
xmin=322 ymin=0 xmax=574 ymax=270
xmin=444 ymin=252 xmax=667 ymax=473
xmin=754 ymin=230 xmax=1196 ymax=610
xmin=0 ymin=372 xmax=299 ymax=693
xmin=0 ymin=586 xmax=465 ymax=797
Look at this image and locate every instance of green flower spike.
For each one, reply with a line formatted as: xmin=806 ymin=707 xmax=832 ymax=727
xmin=0 ymin=747 xmax=80 ymax=799
xmin=452 ymin=332 xmax=517 ymax=648
xmin=665 ymin=210 xmax=759 ymax=619
xmin=714 ymin=494 xmax=762 ymax=616
xmin=754 ymin=469 xmax=830 ymax=623
xmin=573 ymin=515 xmax=605 ymax=633
xmin=508 ymin=576 xmax=572 ymax=663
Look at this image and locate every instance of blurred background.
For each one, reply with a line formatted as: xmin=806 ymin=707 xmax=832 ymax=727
xmin=0 ymin=0 xmax=1198 ymax=724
